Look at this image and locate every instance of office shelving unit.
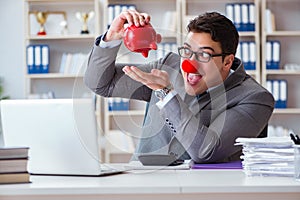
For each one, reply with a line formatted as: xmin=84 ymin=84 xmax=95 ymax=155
xmin=24 ymin=0 xmax=100 ymax=99
xmin=261 ymin=0 xmax=300 ymax=133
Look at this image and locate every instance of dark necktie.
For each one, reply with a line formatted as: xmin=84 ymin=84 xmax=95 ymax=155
xmin=196 ymin=91 xmax=208 ymax=100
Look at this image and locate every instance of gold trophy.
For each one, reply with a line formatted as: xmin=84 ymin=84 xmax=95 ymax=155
xmin=76 ymin=11 xmax=95 ymax=34
xmin=30 ymin=11 xmax=67 ymax=35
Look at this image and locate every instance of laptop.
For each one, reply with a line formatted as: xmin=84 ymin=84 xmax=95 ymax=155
xmin=0 ymin=98 xmax=125 ymax=176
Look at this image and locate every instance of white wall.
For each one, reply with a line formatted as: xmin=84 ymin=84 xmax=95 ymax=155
xmin=0 ymin=0 xmax=25 ymax=99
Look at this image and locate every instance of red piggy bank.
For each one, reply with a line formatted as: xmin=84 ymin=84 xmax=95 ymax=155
xmin=123 ymin=23 xmax=162 ymax=58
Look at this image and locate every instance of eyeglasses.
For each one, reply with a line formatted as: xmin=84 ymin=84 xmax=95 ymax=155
xmin=178 ymin=47 xmax=228 ymax=63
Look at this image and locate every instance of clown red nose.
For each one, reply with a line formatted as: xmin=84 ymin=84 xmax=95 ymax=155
xmin=182 ymin=59 xmax=198 ymax=73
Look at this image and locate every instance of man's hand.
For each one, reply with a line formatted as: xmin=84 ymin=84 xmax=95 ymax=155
xmin=122 ymin=66 xmax=171 ymax=90
xmin=105 ymin=10 xmax=150 ymax=42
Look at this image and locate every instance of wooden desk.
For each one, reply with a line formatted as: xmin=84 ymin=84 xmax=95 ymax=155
xmin=0 ymin=169 xmax=300 ymax=200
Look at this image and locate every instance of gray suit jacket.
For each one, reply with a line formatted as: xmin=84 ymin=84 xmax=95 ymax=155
xmin=84 ymin=41 xmax=275 ymax=163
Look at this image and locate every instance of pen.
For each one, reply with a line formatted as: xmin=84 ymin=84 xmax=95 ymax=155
xmin=290 ymin=133 xmax=300 ymax=144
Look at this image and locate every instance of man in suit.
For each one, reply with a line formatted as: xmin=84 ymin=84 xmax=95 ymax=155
xmin=84 ymin=11 xmax=274 ymax=163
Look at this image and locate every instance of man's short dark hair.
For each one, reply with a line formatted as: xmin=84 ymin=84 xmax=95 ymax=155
xmin=187 ymin=12 xmax=239 ymax=56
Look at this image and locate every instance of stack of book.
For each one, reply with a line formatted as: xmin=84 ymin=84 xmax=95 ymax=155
xmin=0 ymin=146 xmax=30 ymax=184
xmin=235 ymin=137 xmax=294 ymax=177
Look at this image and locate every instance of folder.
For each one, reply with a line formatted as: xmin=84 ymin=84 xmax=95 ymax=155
xmin=107 ymin=5 xmax=114 ymax=28
xmin=267 ymin=79 xmax=287 ymax=109
xmin=266 ymin=41 xmax=272 ymax=69
xmin=272 ymin=41 xmax=281 ymax=69
xmin=248 ymin=3 xmax=255 ymax=31
xmin=27 ymin=44 xmax=50 ymax=74
xmin=266 ymin=80 xmax=272 ymax=94
xmin=272 ymin=80 xmax=280 ymax=108
xmin=236 ymin=42 xmax=241 ymax=61
xmin=64 ymin=53 xmax=73 ymax=74
xmin=108 ymin=4 xmax=137 ymax=28
xmin=241 ymin=42 xmax=249 ymax=70
xmin=121 ymin=5 xmax=128 ymax=12
xmin=191 ymin=160 xmax=242 ymax=169
xmin=241 ymin=4 xmax=248 ymax=32
xmin=114 ymin=5 xmax=121 ymax=22
xmin=279 ymin=80 xmax=287 ymax=108
xmin=265 ymin=9 xmax=276 ymax=33
xmin=26 ymin=45 xmax=34 ymax=74
xmin=41 ymin=45 xmax=49 ymax=73
xmin=248 ymin=42 xmax=256 ymax=70
xmin=229 ymin=3 xmax=255 ymax=32
xmin=34 ymin=45 xmax=41 ymax=73
xmin=108 ymin=98 xmax=114 ymax=111
xmin=120 ymin=98 xmax=129 ymax=111
xmin=225 ymin=3 xmax=234 ymax=23
xmin=266 ymin=41 xmax=280 ymax=69
xmin=59 ymin=53 xmax=67 ymax=73
xmin=128 ymin=4 xmax=136 ymax=11
xmin=234 ymin=4 xmax=242 ymax=31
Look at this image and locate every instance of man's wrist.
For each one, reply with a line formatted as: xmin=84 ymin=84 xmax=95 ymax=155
xmin=96 ymin=32 xmax=122 ymax=48
xmin=154 ymin=84 xmax=174 ymax=101
xmin=156 ymin=90 xmax=177 ymax=109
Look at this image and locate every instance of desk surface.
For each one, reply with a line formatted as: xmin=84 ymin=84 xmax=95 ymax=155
xmin=1 ymin=169 xmax=300 ymax=200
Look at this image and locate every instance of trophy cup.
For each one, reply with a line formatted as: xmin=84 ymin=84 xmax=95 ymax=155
xmin=30 ymin=11 xmax=67 ymax=35
xmin=76 ymin=11 xmax=95 ymax=34
xmin=35 ymin=11 xmax=48 ymax=35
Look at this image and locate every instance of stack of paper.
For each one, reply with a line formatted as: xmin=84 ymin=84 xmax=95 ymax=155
xmin=235 ymin=137 xmax=294 ymax=177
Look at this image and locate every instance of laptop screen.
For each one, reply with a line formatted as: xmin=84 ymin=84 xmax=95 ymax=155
xmin=0 ymin=98 xmax=103 ymax=175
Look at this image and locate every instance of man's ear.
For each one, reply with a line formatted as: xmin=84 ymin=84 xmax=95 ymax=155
xmin=223 ymin=54 xmax=235 ymax=71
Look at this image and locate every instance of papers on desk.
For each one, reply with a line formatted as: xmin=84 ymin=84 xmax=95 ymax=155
xmin=124 ymin=160 xmax=191 ymax=170
xmin=235 ymin=137 xmax=294 ymax=177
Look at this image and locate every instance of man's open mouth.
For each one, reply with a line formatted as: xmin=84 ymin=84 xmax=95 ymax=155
xmin=187 ymin=73 xmax=203 ymax=85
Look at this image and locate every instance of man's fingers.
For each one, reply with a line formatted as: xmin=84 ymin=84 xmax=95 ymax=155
xmin=130 ymin=67 xmax=165 ymax=86
xmin=122 ymin=10 xmax=149 ymax=27
xmin=122 ymin=66 xmax=148 ymax=85
xmin=140 ymin=13 xmax=151 ymax=24
xmin=124 ymin=67 xmax=170 ymax=89
xmin=150 ymin=69 xmax=170 ymax=87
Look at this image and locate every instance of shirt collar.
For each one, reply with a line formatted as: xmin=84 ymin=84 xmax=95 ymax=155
xmin=207 ymin=69 xmax=234 ymax=93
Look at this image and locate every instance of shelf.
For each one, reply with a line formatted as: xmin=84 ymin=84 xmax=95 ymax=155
xmin=273 ymin=108 xmax=300 ymax=114
xmin=26 ymin=73 xmax=84 ymax=79
xmin=160 ymin=33 xmax=178 ymax=38
xmin=265 ymin=31 xmax=300 ymax=37
xmin=265 ymin=70 xmax=300 ymax=75
xmin=26 ymin=34 xmax=96 ymax=40
xmin=238 ymin=32 xmax=257 ymax=37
